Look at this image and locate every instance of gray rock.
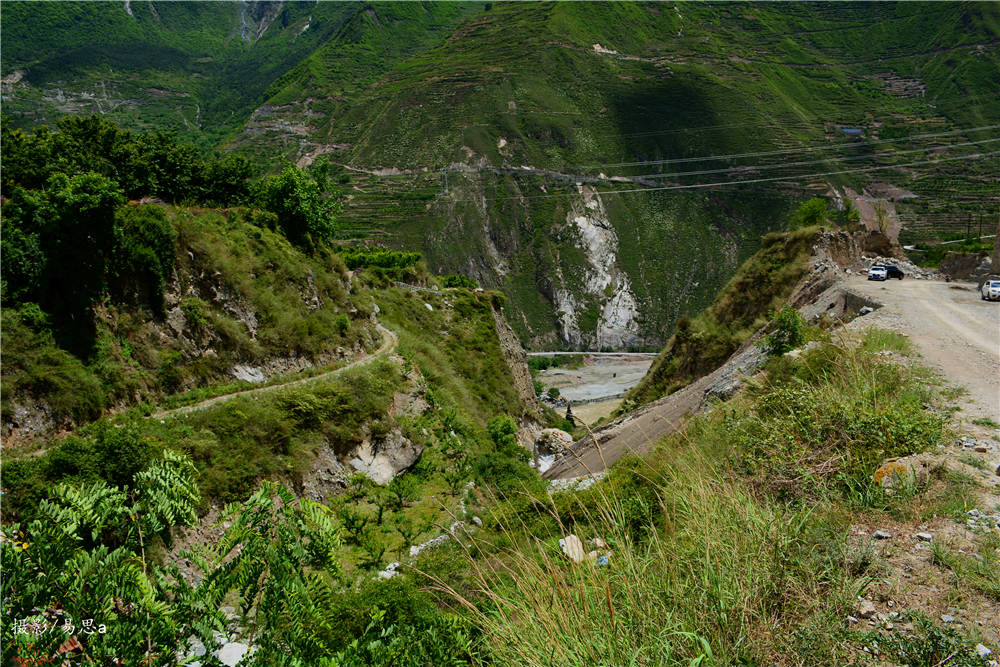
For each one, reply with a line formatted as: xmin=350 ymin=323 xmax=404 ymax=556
xmin=847 ymin=615 xmax=859 ymax=624
xmin=535 ymin=428 xmax=574 ymax=456
xmin=857 ymin=599 xmax=877 ymax=619
xmin=215 ymin=642 xmax=250 ymax=666
xmin=975 ymin=644 xmax=993 ymax=658
xmin=559 ymin=534 xmax=586 ymax=563
xmin=377 ymin=562 xmax=400 ymax=580
xmin=872 ymin=530 xmax=892 ymax=540
xmin=347 ymin=429 xmax=423 ymax=485
xmin=230 ymin=365 xmax=266 ymax=383
xmin=471 ymin=515 xmax=483 ymax=527
xmin=940 ymin=614 xmax=957 ymax=624
xmin=859 ymin=306 xmax=874 ymax=315
xmin=914 ymin=532 xmax=933 ymax=541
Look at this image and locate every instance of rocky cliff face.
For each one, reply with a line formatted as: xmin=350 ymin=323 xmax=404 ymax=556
xmin=552 ymin=187 xmax=642 ymax=349
xmin=491 ymin=304 xmax=543 ymax=422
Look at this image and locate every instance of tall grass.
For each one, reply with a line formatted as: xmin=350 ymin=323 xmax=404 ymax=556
xmin=435 ymin=331 xmax=954 ymax=665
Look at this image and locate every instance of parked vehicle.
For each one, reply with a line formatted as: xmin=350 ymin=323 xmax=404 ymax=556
xmin=883 ymin=264 xmax=905 ymax=280
xmin=981 ymin=279 xmax=1000 ymax=301
xmin=867 ymin=266 xmax=888 ymax=281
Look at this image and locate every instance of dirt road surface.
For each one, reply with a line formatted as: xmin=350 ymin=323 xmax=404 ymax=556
xmin=845 ymin=277 xmax=999 ymax=422
xmin=545 ymin=277 xmax=999 ymax=479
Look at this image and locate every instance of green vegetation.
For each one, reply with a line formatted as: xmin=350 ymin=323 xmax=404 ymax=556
xmin=907 ymin=238 xmax=995 ymax=268
xmin=376 ymin=287 xmax=529 ymax=426
xmin=625 ymin=225 xmax=821 ymax=407
xmin=0 ymin=118 xmax=375 ymax=433
xmin=440 ymin=334 xmax=987 ymax=666
xmin=1 ymin=203 xmax=372 ymax=433
xmin=256 ymin=165 xmax=340 ymax=247
xmin=6 ymin=3 xmax=1000 ymax=345
xmin=527 ymin=354 xmax=584 ymax=373
xmin=1 ymin=2 xmax=362 ymax=146
xmin=762 ymin=306 xmax=806 ymax=355
xmin=789 ymin=198 xmax=832 ymax=230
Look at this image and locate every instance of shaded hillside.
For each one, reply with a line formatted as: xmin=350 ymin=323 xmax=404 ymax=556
xmin=1 ymin=2 xmax=359 ymax=146
xmin=623 ymin=225 xmax=821 ymax=407
xmin=235 ymin=2 xmax=1000 ymax=347
xmin=5 ymin=2 xmax=999 ymax=347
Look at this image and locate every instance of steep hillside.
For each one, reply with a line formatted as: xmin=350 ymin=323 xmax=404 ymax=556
xmin=624 ymin=225 xmax=822 ymax=406
xmin=1 ymin=2 xmax=357 ymax=146
xmin=1 ymin=205 xmax=379 ymax=442
xmin=236 ymin=1 xmax=1000 ymax=347
xmin=5 ymin=2 xmax=999 ymax=348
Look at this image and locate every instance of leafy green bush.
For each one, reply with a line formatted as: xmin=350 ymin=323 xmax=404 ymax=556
xmin=440 ymin=273 xmax=478 ymax=289
xmin=763 ymin=306 xmax=805 ymax=355
xmin=473 ymin=415 xmax=540 ymax=495
xmin=321 ymin=579 xmax=478 ymax=666
xmin=732 ymin=342 xmax=944 ymax=502
xmin=111 ymin=204 xmax=176 ymax=313
xmin=256 ymin=165 xmax=339 ymax=247
xmin=0 ymin=306 xmax=107 ymax=425
xmin=788 ymin=198 xmax=830 ymax=230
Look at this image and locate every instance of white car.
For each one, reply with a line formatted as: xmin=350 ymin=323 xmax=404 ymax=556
xmin=982 ymin=279 xmax=1000 ymax=301
xmin=867 ymin=266 xmax=887 ymax=281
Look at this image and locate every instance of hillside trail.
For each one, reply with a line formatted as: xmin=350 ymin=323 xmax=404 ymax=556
xmin=546 ymin=277 xmax=999 ymax=479
xmin=151 ymin=323 xmax=398 ymax=420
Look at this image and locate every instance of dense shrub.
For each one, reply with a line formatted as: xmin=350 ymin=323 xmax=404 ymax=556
xmin=256 ymin=165 xmax=339 ymax=247
xmin=763 ymin=306 xmax=805 ymax=355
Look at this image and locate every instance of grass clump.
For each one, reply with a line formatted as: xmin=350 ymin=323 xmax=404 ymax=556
xmin=861 ymin=327 xmax=912 ymax=355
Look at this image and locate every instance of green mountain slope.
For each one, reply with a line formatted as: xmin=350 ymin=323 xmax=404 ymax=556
xmin=1 ymin=1 xmax=359 ymax=145
xmin=238 ymin=1 xmax=999 ymax=348
xmin=5 ymin=2 xmax=999 ymax=348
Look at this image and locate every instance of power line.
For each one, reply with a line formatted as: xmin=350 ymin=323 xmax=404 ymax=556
xmin=445 ymin=151 xmax=1000 ymax=204
xmin=575 ymin=125 xmax=1000 ymax=170
xmin=621 ymin=137 xmax=1000 ymax=181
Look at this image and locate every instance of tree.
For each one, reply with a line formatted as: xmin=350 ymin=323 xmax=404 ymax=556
xmin=1 ymin=451 xmax=201 ymax=666
xmin=256 ymin=165 xmax=340 ymax=248
xmin=35 ymin=172 xmax=125 ymax=340
xmin=763 ymin=306 xmax=805 ymax=355
xmin=388 ymin=475 xmax=420 ymax=510
xmin=874 ymin=201 xmax=890 ymax=234
xmin=836 ymin=200 xmax=861 ymax=231
xmin=789 ymin=198 xmax=829 ymax=230
xmin=197 ymin=483 xmax=342 ymax=664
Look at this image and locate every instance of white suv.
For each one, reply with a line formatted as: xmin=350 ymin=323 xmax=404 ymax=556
xmin=982 ymin=279 xmax=1000 ymax=301
xmin=867 ymin=266 xmax=888 ymax=281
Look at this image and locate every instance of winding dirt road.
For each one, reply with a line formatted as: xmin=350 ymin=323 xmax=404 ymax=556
xmin=152 ymin=324 xmax=398 ymax=419
xmin=844 ymin=277 xmax=999 ymax=422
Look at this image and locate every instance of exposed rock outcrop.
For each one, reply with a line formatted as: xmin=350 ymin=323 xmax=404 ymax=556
xmin=491 ymin=305 xmax=543 ymax=421
xmin=348 ymin=428 xmax=423 ymax=485
xmin=552 ymin=186 xmax=642 ymax=349
xmin=940 ymin=251 xmax=991 ymax=281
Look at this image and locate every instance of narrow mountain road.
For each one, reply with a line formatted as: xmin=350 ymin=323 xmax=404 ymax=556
xmin=844 ymin=277 xmax=999 ymax=422
xmin=545 ymin=277 xmax=999 ymax=479
xmin=152 ymin=324 xmax=398 ymax=420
